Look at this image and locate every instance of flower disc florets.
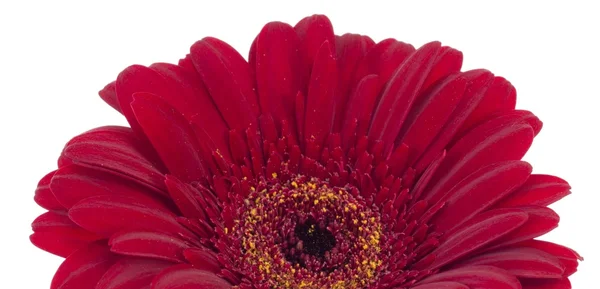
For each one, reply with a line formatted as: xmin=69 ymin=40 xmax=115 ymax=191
xmin=227 ymin=174 xmax=385 ymax=289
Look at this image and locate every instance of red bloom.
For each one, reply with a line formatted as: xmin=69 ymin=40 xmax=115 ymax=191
xmin=31 ymin=15 xmax=581 ymax=289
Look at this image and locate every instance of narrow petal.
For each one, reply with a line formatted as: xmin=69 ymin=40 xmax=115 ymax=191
xmin=131 ymin=92 xmax=208 ymax=182
xmin=341 ymin=74 xmax=382 ymax=147
xmin=369 ymin=41 xmax=441 ymax=152
xmin=68 ymin=195 xmax=191 ymax=239
xmin=148 ymin=63 xmax=231 ymax=161
xmin=456 ymin=247 xmax=565 ymax=278
xmin=352 ymin=39 xmax=415 ymax=86
xmin=96 ymin=258 xmax=173 ymax=289
xmin=412 ymin=282 xmax=469 ymax=289
xmin=517 ymin=240 xmax=582 ymax=276
xmin=459 ymin=76 xmax=517 ymax=134
xmin=190 ymin=37 xmax=259 ymax=130
xmin=30 ymin=211 xmax=102 ymax=257
xmin=294 ymin=14 xmax=335 ymax=89
xmin=333 ymin=33 xmax=375 ymax=131
xmin=430 ymin=161 xmax=532 ymax=232
xmin=417 ymin=265 xmax=521 ymax=289
xmin=521 ymin=277 xmax=571 ymax=289
xmin=51 ymin=242 xmax=118 ymax=289
xmin=414 ymin=69 xmax=494 ymax=172
xmin=99 ymin=81 xmax=122 ymax=113
xmin=51 ymin=165 xmax=169 ymax=209
xmin=420 ymin=46 xmax=463 ymax=92
xmin=253 ymin=21 xmax=301 ymax=127
xmin=304 ymin=41 xmax=337 ymax=152
xmin=165 ymin=175 xmax=207 ymax=220
xmin=395 ymin=73 xmax=467 ymax=164
xmin=182 ymin=248 xmax=222 ymax=273
xmin=151 ymin=265 xmax=231 ymax=289
xmin=60 ymin=126 xmax=167 ymax=193
xmin=416 ymin=208 xmax=528 ymax=270
xmin=489 ymin=206 xmax=560 ymax=249
xmin=34 ymin=170 xmax=65 ymax=211
xmin=424 ymin=112 xmax=534 ymax=203
xmin=109 ymin=231 xmax=191 ymax=263
xmin=496 ymin=175 xmax=571 ymax=208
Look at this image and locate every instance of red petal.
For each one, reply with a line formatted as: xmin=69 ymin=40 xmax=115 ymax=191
xmin=414 ymin=69 xmax=494 ymax=172
xmin=51 ymin=165 xmax=169 ymax=209
xmin=517 ymin=240 xmax=582 ymax=276
xmin=417 ymin=265 xmax=521 ymax=289
xmin=424 ymin=112 xmax=534 ymax=204
xmin=369 ymin=41 xmax=441 ymax=152
xmin=151 ymin=265 xmax=231 ymax=289
xmin=521 ymin=277 xmax=571 ymax=289
xmin=456 ymin=247 xmax=565 ymax=278
xmin=190 ymin=37 xmax=259 ymax=131
xmin=489 ymin=206 xmax=560 ymax=249
xmin=416 ymin=208 xmax=528 ymax=270
xmin=165 ymin=175 xmax=207 ymax=220
xmin=30 ymin=211 xmax=102 ymax=257
xmin=333 ymin=33 xmax=375 ymax=131
xmin=412 ymin=282 xmax=469 ymax=289
xmin=304 ymin=41 xmax=337 ymax=151
xmin=182 ymin=248 xmax=222 ymax=273
xmin=61 ymin=126 xmax=167 ymax=193
xmin=496 ymin=175 xmax=571 ymax=208
xmin=341 ymin=74 xmax=382 ymax=147
xmin=131 ymin=92 xmax=208 ymax=182
xmin=459 ymin=76 xmax=517 ymax=134
xmin=68 ymin=195 xmax=190 ymax=239
xmin=96 ymin=258 xmax=173 ymax=289
xmin=253 ymin=21 xmax=301 ymax=127
xmin=99 ymin=81 xmax=122 ymax=113
xmin=352 ymin=38 xmax=415 ymax=86
xmin=148 ymin=63 xmax=231 ymax=161
xmin=294 ymin=14 xmax=335 ymax=89
xmin=396 ymin=73 xmax=467 ymax=164
xmin=34 ymin=170 xmax=65 ymax=211
xmin=430 ymin=161 xmax=532 ymax=232
xmin=420 ymin=46 xmax=463 ymax=92
xmin=109 ymin=231 xmax=191 ymax=263
xmin=51 ymin=242 xmax=118 ymax=289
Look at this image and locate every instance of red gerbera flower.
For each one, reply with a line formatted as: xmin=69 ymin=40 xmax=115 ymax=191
xmin=31 ymin=14 xmax=581 ymax=289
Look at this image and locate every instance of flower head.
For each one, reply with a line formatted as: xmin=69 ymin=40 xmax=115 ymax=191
xmin=31 ymin=15 xmax=581 ymax=289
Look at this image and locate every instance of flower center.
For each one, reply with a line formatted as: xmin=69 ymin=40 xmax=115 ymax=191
xmin=227 ymin=174 xmax=386 ymax=289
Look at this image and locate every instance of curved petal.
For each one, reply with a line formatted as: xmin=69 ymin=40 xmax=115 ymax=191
xmin=253 ymin=21 xmax=301 ymax=127
xmin=109 ymin=231 xmax=191 ymax=263
xmin=417 ymin=265 xmax=521 ymax=289
xmin=99 ymin=81 xmax=121 ymax=113
xmin=60 ymin=126 xmax=167 ymax=194
xmin=96 ymin=258 xmax=173 ymax=289
xmin=333 ymin=33 xmax=375 ymax=130
xmin=412 ymin=282 xmax=469 ymax=289
xmin=30 ymin=211 xmax=102 ymax=257
xmin=68 ymin=195 xmax=192 ymax=239
xmin=34 ymin=170 xmax=65 ymax=211
xmin=165 ymin=175 xmax=208 ymax=220
xmin=294 ymin=14 xmax=335 ymax=89
xmin=151 ymin=264 xmax=231 ymax=289
xmin=369 ymin=41 xmax=441 ymax=152
xmin=517 ymin=240 xmax=582 ymax=277
xmin=51 ymin=242 xmax=118 ymax=289
xmin=488 ymin=206 xmax=560 ymax=249
xmin=190 ymin=37 xmax=259 ymax=130
xmin=455 ymin=247 xmax=565 ymax=278
xmin=416 ymin=208 xmax=528 ymax=270
xmin=430 ymin=161 xmax=532 ymax=232
xmin=496 ymin=175 xmax=571 ymax=208
xmin=131 ymin=92 xmax=208 ymax=182
xmin=51 ymin=165 xmax=169 ymax=209
xmin=424 ymin=111 xmax=534 ymax=204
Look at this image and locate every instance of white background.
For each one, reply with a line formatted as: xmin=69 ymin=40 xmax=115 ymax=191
xmin=0 ymin=0 xmax=597 ymax=288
